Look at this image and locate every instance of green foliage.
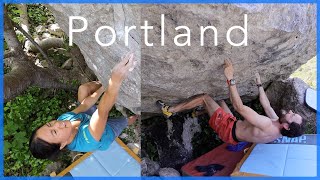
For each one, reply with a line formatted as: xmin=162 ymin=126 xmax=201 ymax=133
xmin=6 ymin=5 xmax=27 ymax=43
xmin=27 ymin=4 xmax=55 ymax=29
xmin=141 ymin=135 xmax=159 ymax=162
xmin=47 ymin=49 xmax=71 ymax=67
xmin=108 ymin=107 xmax=123 ymax=118
xmin=141 ymin=116 xmax=161 ymax=162
xmin=119 ymin=120 xmax=138 ymax=145
xmin=7 ymin=4 xmax=23 ymax=24
xmin=290 ymin=56 xmax=316 ymax=89
xmin=7 ymin=4 xmax=55 ymax=35
xmin=4 ymin=87 xmax=76 ymax=176
xmin=145 ymin=141 xmax=158 ymax=161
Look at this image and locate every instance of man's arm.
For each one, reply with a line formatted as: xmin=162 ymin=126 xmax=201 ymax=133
xmin=89 ymin=53 xmax=135 ymax=141
xmin=224 ymin=60 xmax=272 ymax=130
xmin=72 ymin=86 xmax=105 ymax=114
xmin=255 ymin=73 xmax=279 ymax=120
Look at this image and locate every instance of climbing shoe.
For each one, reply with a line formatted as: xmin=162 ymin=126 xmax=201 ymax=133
xmin=156 ymin=100 xmax=174 ymax=118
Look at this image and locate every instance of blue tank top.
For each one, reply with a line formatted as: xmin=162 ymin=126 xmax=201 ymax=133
xmin=57 ymin=112 xmax=115 ymax=152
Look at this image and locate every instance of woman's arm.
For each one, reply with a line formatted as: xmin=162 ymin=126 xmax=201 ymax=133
xmin=72 ymin=86 xmax=105 ymax=114
xmin=88 ymin=53 xmax=135 ymax=141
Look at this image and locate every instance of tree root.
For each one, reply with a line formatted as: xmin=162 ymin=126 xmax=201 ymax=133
xmin=29 ymin=37 xmax=64 ymax=53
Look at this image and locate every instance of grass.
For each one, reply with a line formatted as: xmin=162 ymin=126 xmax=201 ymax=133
xmin=290 ymin=56 xmax=316 ymax=89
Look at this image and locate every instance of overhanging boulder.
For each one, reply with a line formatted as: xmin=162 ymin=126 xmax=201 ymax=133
xmin=47 ymin=4 xmax=141 ymax=113
xmin=141 ymin=4 xmax=316 ymax=113
xmin=47 ymin=4 xmax=316 ymax=113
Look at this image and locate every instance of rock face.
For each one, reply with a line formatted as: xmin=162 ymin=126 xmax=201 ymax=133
xmin=140 ymin=4 xmax=316 ymax=113
xmin=47 ymin=4 xmax=141 ymax=113
xmin=159 ymin=168 xmax=181 ymax=176
xmin=142 ymin=114 xmax=213 ymax=170
xmin=266 ymin=78 xmax=316 ymax=133
xmin=141 ymin=157 xmax=160 ymax=176
xmin=47 ymin=4 xmax=316 ymax=113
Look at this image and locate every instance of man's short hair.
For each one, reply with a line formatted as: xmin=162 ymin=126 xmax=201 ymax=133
xmin=280 ymin=118 xmax=306 ymax=137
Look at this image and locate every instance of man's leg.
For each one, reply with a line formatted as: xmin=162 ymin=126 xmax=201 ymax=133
xmin=202 ymin=94 xmax=221 ymax=117
xmin=219 ymin=100 xmax=233 ymax=116
xmin=168 ymin=94 xmax=220 ymax=117
xmin=77 ymin=81 xmax=102 ymax=102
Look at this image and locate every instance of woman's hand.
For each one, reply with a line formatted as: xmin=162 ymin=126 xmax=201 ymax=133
xmin=223 ymin=59 xmax=234 ymax=80
xmin=111 ymin=53 xmax=135 ymax=84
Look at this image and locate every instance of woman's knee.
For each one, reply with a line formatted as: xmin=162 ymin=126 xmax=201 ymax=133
xmin=77 ymin=84 xmax=90 ymax=102
xmin=78 ymin=84 xmax=89 ymax=94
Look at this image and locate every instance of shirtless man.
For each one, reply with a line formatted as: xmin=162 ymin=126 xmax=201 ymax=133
xmin=157 ymin=60 xmax=305 ymax=144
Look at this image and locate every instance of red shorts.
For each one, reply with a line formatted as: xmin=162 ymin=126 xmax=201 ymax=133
xmin=209 ymin=107 xmax=239 ymax=145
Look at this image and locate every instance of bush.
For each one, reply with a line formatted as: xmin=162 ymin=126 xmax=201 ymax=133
xmin=4 ymin=87 xmax=76 ymax=176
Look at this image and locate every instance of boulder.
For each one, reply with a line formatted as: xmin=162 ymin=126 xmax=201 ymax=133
xmin=141 ymin=4 xmax=316 ymax=113
xmin=142 ymin=115 xmax=204 ymax=170
xmin=47 ymin=4 xmax=141 ymax=113
xmin=35 ymin=25 xmax=46 ymax=34
xmin=48 ymin=23 xmax=64 ymax=37
xmin=47 ymin=4 xmax=316 ymax=114
xmin=141 ymin=157 xmax=160 ymax=176
xmin=266 ymin=78 xmax=316 ymax=133
xmin=159 ymin=168 xmax=181 ymax=176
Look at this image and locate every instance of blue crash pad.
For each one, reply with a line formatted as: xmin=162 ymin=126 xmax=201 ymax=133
xmin=306 ymin=88 xmax=317 ymax=111
xmin=69 ymin=140 xmax=140 ymax=177
xmin=239 ymin=143 xmax=317 ymax=176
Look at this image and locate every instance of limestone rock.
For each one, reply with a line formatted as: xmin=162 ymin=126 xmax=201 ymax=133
xmin=42 ymin=32 xmax=51 ymax=39
xmin=47 ymin=4 xmax=141 ymax=113
xmin=182 ymin=116 xmax=201 ymax=153
xmin=266 ymin=78 xmax=316 ymax=133
xmin=141 ymin=4 xmax=316 ymax=113
xmin=141 ymin=157 xmax=160 ymax=176
xmin=159 ymin=168 xmax=181 ymax=176
xmin=48 ymin=23 xmax=64 ymax=37
xmin=47 ymin=4 xmax=316 ymax=114
xmin=35 ymin=59 xmax=49 ymax=68
xmin=35 ymin=25 xmax=46 ymax=33
xmin=143 ymin=115 xmax=195 ymax=170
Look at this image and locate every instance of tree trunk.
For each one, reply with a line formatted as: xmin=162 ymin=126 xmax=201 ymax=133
xmin=4 ymin=60 xmax=77 ymax=102
xmin=4 ymin=6 xmax=25 ymax=59
xmin=17 ymin=4 xmax=29 ymax=33
xmin=4 ymin=6 xmax=79 ymax=102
